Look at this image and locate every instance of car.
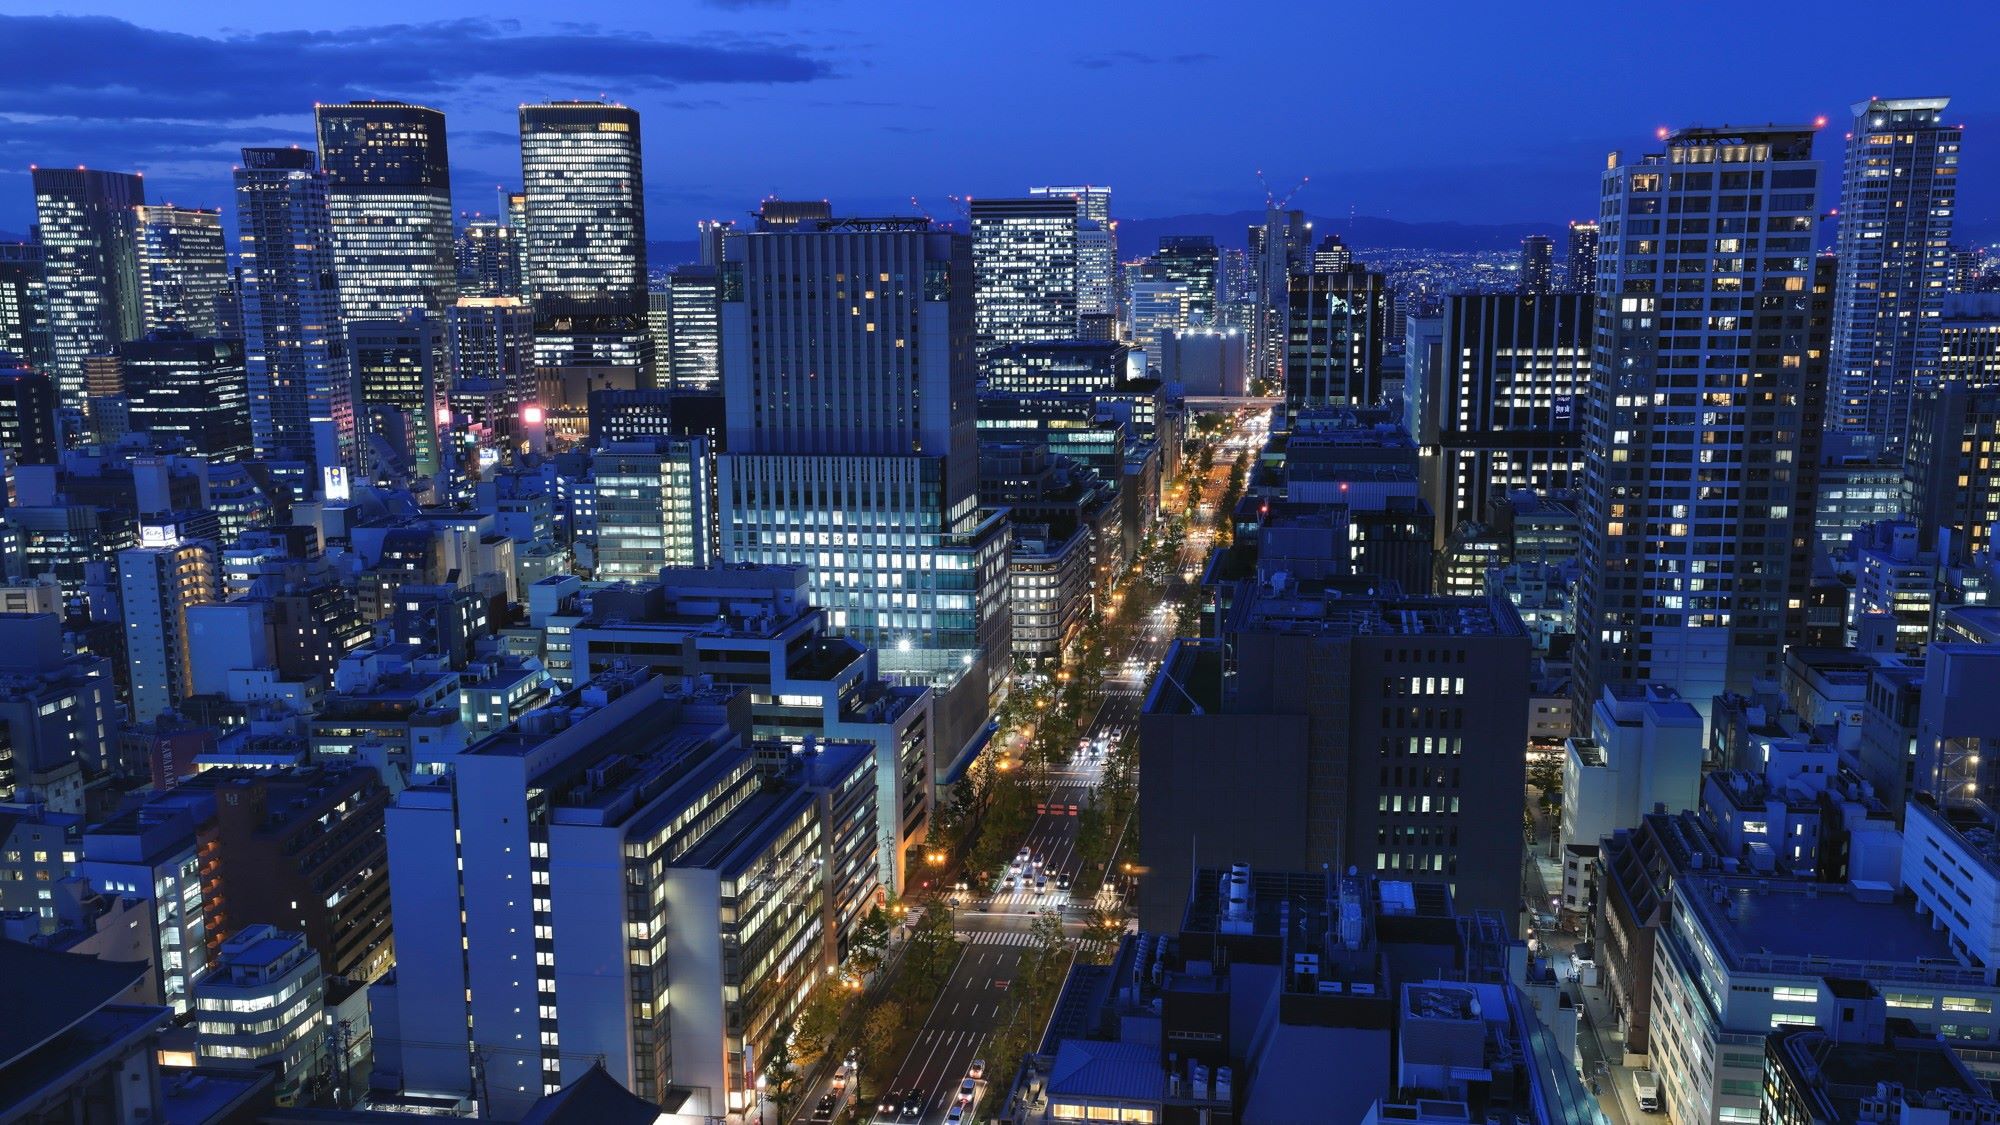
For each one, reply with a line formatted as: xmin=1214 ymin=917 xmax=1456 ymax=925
xmin=959 ymin=1078 xmax=977 ymax=1102
xmin=1057 ymin=874 xmax=1071 ymax=891
xmin=1002 ymin=874 xmax=1016 ymax=891
xmin=1036 ymin=875 xmax=1049 ymax=892
xmin=900 ymin=1090 xmax=924 ymax=1119
xmin=812 ymin=1094 xmax=837 ymax=1120
xmin=878 ymin=1092 xmax=899 ymax=1118
xmin=968 ymin=1059 xmax=986 ymax=1080
xmin=945 ymin=1106 xmax=965 ymax=1124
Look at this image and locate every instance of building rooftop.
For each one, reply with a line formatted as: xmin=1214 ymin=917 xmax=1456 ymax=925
xmin=1044 ymin=1039 xmax=1160 ymax=1104
xmin=1683 ymin=876 xmax=1970 ymax=983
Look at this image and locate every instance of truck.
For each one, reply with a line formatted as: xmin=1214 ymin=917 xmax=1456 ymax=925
xmin=1633 ymin=1069 xmax=1661 ymax=1113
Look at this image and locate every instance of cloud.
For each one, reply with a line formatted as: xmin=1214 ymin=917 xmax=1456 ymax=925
xmin=0 ymin=15 xmax=833 ymax=122
xmin=1074 ymin=50 xmax=1217 ymax=70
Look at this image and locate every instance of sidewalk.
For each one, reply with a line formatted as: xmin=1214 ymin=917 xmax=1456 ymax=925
xmin=1572 ymin=972 xmax=1643 ymax=1124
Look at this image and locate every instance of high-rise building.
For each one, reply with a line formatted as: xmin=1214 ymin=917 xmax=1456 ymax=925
xmin=447 ymin=296 xmax=535 ymax=410
xmin=1249 ymin=207 xmax=1311 ymax=388
xmin=0 ymin=354 xmax=60 ymax=466
xmin=971 ymin=196 xmax=1080 ymax=364
xmin=696 ymin=217 xmax=734 ymax=266
xmin=453 ymin=219 xmax=521 ymax=298
xmin=119 ymin=523 xmax=220 ymax=723
xmin=1938 ymin=292 xmax=2000 ymax=386
xmin=1906 ymin=381 xmax=2000 ymax=564
xmin=663 ymin=264 xmax=722 ymax=391
xmin=1410 ymin=292 xmax=1591 ymax=543
xmin=115 ymin=331 xmax=251 ymax=462
xmin=1283 ymin=262 xmax=1388 ymax=416
xmin=380 ymin=671 xmax=877 ymax=1120
xmin=1127 ymin=278 xmax=1189 ymax=364
xmin=234 ymin=147 xmax=355 ymax=477
xmin=518 ymin=101 xmax=650 ymax=377
xmin=1826 ymin=97 xmax=1962 ymax=456
xmin=1153 ymin=235 xmax=1220 ymax=325
xmin=1139 ymin=588 xmax=1531 ymax=931
xmin=133 ymin=205 xmax=227 ymax=338
xmin=315 ymin=100 xmax=457 ymax=322
xmin=1028 ymin=185 xmax=1114 ymax=318
xmin=349 ymin=313 xmax=447 ymax=478
xmin=1517 ymin=234 xmax=1554 ymax=294
xmin=0 ymin=242 xmax=50 ymax=368
xmin=1575 ymin=124 xmax=1821 ymax=723
xmin=592 ymin=436 xmax=713 ymax=580
xmin=32 ymin=167 xmax=145 ymax=420
xmin=718 ymin=218 xmax=1011 ymax=767
xmin=1566 ymin=220 xmax=1600 ymax=292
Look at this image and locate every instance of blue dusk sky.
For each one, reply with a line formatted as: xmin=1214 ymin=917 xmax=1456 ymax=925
xmin=2 ymin=0 xmax=1999 ymax=239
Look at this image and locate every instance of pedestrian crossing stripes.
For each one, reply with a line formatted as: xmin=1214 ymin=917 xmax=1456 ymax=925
xmin=963 ymin=929 xmax=1039 ymax=947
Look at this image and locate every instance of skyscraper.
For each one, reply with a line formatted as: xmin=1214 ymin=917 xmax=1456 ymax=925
xmin=1283 ymin=260 xmax=1388 ymax=415
xmin=116 ymin=331 xmax=252 ymax=462
xmin=1566 ymin=220 xmax=1600 ymax=292
xmin=1411 ymin=292 xmax=1592 ymax=543
xmin=32 ymin=166 xmax=145 ymax=420
xmin=663 ymin=264 xmax=722 ymax=391
xmin=0 ymin=354 xmax=59 ymax=466
xmin=134 ymin=205 xmax=227 ymax=337
xmin=1153 ymin=235 xmax=1220 ymax=325
xmin=0 ymin=242 xmax=49 ymax=367
xmin=1249 ymin=207 xmax=1311 ymax=389
xmin=1517 ymin=234 xmax=1554 ymax=294
xmin=718 ymin=218 xmax=1010 ymax=765
xmin=447 ymin=297 xmax=535 ymax=410
xmin=1575 ymin=124 xmax=1821 ymax=723
xmin=518 ymin=101 xmax=649 ymax=376
xmin=234 ymin=147 xmax=355 ymax=477
xmin=1028 ymin=185 xmax=1114 ymax=318
xmin=349 ymin=313 xmax=446 ymax=478
xmin=453 ymin=219 xmax=521 ymax=298
xmin=1825 ymin=97 xmax=1962 ymax=455
xmin=971 ymin=196 xmax=1080 ymax=364
xmin=314 ymin=100 xmax=457 ymax=321
xmin=120 ymin=524 xmax=220 ymax=723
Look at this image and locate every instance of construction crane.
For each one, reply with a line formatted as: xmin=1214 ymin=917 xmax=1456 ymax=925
xmin=907 ymin=194 xmax=972 ymax=228
xmin=1256 ymin=169 xmax=1310 ymax=210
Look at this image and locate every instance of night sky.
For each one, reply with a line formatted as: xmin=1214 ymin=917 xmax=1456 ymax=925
xmin=4 ymin=0 xmax=2000 ymax=239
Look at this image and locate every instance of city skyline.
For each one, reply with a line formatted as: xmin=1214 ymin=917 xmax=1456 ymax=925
xmin=3 ymin=2 xmax=2000 ymax=240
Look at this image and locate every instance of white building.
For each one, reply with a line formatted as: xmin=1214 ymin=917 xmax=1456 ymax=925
xmin=1560 ymin=684 xmax=1704 ymax=873
xmin=377 ymin=670 xmax=878 ymax=1120
xmin=192 ymin=924 xmax=326 ymax=1102
xmin=119 ymin=527 xmax=220 ymax=723
xmin=1028 ymin=185 xmax=1113 ymax=319
xmin=971 ymin=197 xmax=1081 ymax=362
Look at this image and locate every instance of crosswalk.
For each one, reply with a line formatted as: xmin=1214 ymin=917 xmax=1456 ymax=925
xmin=961 ymin=929 xmax=1113 ymax=957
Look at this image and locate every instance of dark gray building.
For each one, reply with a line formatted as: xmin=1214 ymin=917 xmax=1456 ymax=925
xmin=1139 ymin=584 xmax=1530 ymax=931
xmin=115 ymin=332 xmax=251 ymax=462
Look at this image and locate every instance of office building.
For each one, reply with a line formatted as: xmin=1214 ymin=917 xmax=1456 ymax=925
xmin=1284 ymin=262 xmax=1388 ymax=416
xmin=1566 ymin=219 xmax=1599 ymax=292
xmin=0 ymin=353 xmax=60 ymax=465
xmin=0 ymin=613 xmax=119 ymax=808
xmin=1575 ymin=125 xmax=1821 ymax=722
xmin=448 ymin=296 xmax=535 ymax=410
xmin=1938 ymin=292 xmax=2000 ymax=385
xmin=1139 ymin=585 xmax=1531 ymax=931
xmin=591 ymin=437 xmax=713 ymax=580
xmin=1826 ymin=97 xmax=1961 ymax=455
xmin=134 ymin=205 xmax=227 ymax=337
xmin=1029 ymin=184 xmax=1114 ymax=318
xmin=455 ymin=218 xmax=522 ymax=298
xmin=349 ymin=313 xmax=446 ymax=478
xmin=191 ymin=925 xmax=325 ymax=1101
xmin=518 ymin=101 xmax=650 ymax=377
xmin=1517 ymin=234 xmax=1553 ymax=294
xmin=120 ymin=527 xmax=221 ymax=723
xmin=718 ymin=218 xmax=1011 ymax=769
xmin=0 ymin=241 xmax=50 ymax=366
xmin=0 ymin=943 xmax=180 ymax=1125
xmin=662 ymin=264 xmax=723 ymax=391
xmin=1557 ymin=685 xmax=1703 ymax=875
xmin=1909 ymin=632 xmax=2000 ymax=807
xmin=1409 ymin=292 xmax=1590 ymax=544
xmin=1127 ymin=278 xmax=1189 ymax=365
xmin=983 ymin=340 xmax=1129 ymax=395
xmin=315 ymin=100 xmax=457 ymax=322
xmin=1249 ymin=207 xmax=1310 ymax=387
xmin=971 ymin=196 xmax=1081 ymax=363
xmin=1160 ymin=327 xmax=1248 ymax=396
xmin=1906 ymin=380 xmax=2000 ymax=563
xmin=115 ymin=332 xmax=252 ymax=462
xmin=32 ymin=166 xmax=146 ymax=418
xmin=1764 ymin=1015 xmax=2000 ymax=1125
xmin=379 ymin=671 xmax=877 ymax=1119
xmin=566 ymin=566 xmax=936 ymax=891
xmin=235 ymin=147 xmax=356 ymax=476
xmin=1154 ymin=235 xmax=1220 ymax=325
